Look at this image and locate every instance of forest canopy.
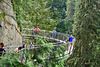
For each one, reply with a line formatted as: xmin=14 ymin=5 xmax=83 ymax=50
xmin=0 ymin=0 xmax=100 ymax=67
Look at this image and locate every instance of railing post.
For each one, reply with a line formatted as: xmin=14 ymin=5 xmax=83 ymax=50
xmin=58 ymin=33 xmax=59 ymax=40
xmin=22 ymin=36 xmax=25 ymax=41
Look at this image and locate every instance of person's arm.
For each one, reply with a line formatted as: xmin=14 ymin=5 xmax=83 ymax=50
xmin=14 ymin=48 xmax=18 ymax=52
xmin=66 ymin=40 xmax=67 ymax=43
xmin=24 ymin=45 xmax=26 ymax=48
xmin=72 ymin=37 xmax=74 ymax=40
xmin=53 ymin=30 xmax=54 ymax=33
xmin=3 ymin=49 xmax=6 ymax=55
xmin=4 ymin=49 xmax=6 ymax=52
xmin=32 ymin=45 xmax=34 ymax=49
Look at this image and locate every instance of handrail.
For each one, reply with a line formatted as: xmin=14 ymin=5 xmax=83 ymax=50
xmin=22 ymin=28 xmax=69 ymax=43
xmin=2 ymin=38 xmax=75 ymax=63
xmin=1 ymin=28 xmax=76 ymax=64
xmin=22 ymin=28 xmax=69 ymax=36
xmin=1 ymin=39 xmax=75 ymax=64
xmin=4 ymin=43 xmax=65 ymax=52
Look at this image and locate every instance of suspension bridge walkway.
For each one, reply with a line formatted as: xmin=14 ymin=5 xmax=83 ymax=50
xmin=22 ymin=28 xmax=75 ymax=54
xmin=3 ymin=28 xmax=75 ymax=64
xmin=22 ymin=28 xmax=69 ymax=43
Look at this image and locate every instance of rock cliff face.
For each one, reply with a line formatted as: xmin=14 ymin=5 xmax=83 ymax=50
xmin=0 ymin=0 xmax=22 ymax=47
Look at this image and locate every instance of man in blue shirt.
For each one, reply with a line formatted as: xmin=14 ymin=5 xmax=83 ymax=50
xmin=69 ymin=34 xmax=74 ymax=52
xmin=69 ymin=34 xmax=74 ymax=42
xmin=53 ymin=29 xmax=56 ymax=38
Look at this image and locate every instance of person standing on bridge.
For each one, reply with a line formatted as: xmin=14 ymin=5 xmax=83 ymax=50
xmin=35 ymin=26 xmax=39 ymax=35
xmin=53 ymin=29 xmax=56 ymax=38
xmin=66 ymin=38 xmax=70 ymax=53
xmin=29 ymin=41 xmax=34 ymax=59
xmin=0 ymin=43 xmax=6 ymax=56
xmin=22 ymin=41 xmax=26 ymax=48
xmin=21 ymin=41 xmax=27 ymax=62
xmin=32 ymin=27 xmax=34 ymax=35
xmin=69 ymin=34 xmax=74 ymax=52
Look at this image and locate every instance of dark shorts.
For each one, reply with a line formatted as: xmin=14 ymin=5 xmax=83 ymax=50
xmin=53 ymin=34 xmax=56 ymax=37
xmin=35 ymin=32 xmax=38 ymax=34
xmin=67 ymin=42 xmax=70 ymax=46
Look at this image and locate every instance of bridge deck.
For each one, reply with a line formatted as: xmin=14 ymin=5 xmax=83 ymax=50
xmin=23 ymin=35 xmax=66 ymax=43
xmin=2 ymin=28 xmax=75 ymax=63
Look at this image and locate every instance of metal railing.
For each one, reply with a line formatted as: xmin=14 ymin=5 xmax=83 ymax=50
xmin=22 ymin=28 xmax=69 ymax=42
xmin=0 ymin=28 xmax=76 ymax=64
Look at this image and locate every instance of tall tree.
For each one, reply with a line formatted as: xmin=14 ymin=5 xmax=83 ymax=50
xmin=65 ymin=0 xmax=100 ymax=67
xmin=12 ymin=0 xmax=58 ymax=31
xmin=52 ymin=0 xmax=67 ymax=33
xmin=63 ymin=0 xmax=75 ymax=34
xmin=50 ymin=0 xmax=67 ymax=19
xmin=11 ymin=0 xmax=23 ymax=31
xmin=66 ymin=0 xmax=75 ymax=21
xmin=56 ymin=0 xmax=75 ymax=33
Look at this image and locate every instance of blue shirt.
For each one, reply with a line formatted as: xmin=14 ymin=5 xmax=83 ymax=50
xmin=53 ymin=30 xmax=56 ymax=35
xmin=69 ymin=37 xmax=74 ymax=42
xmin=30 ymin=44 xmax=34 ymax=49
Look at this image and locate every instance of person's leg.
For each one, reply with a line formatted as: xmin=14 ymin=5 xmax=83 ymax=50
xmin=68 ymin=45 xmax=69 ymax=53
xmin=32 ymin=31 xmax=34 ymax=35
xmin=53 ymin=34 xmax=56 ymax=38
xmin=31 ymin=49 xmax=34 ymax=59
xmin=67 ymin=43 xmax=70 ymax=53
xmin=36 ymin=32 xmax=38 ymax=35
xmin=55 ymin=34 xmax=56 ymax=38
xmin=31 ymin=54 xmax=32 ymax=59
xmin=21 ymin=56 xmax=24 ymax=63
xmin=53 ymin=34 xmax=54 ymax=38
xmin=69 ymin=42 xmax=71 ymax=53
xmin=67 ymin=44 xmax=68 ymax=51
xmin=37 ymin=32 xmax=38 ymax=35
xmin=69 ymin=42 xmax=72 ymax=53
xmin=70 ymin=42 xmax=74 ymax=54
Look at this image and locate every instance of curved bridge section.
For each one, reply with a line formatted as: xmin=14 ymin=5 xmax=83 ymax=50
xmin=22 ymin=28 xmax=76 ymax=57
xmin=22 ymin=28 xmax=69 ymax=43
xmin=3 ymin=28 xmax=75 ymax=63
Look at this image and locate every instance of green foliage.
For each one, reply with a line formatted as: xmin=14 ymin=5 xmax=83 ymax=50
xmin=0 ymin=53 xmax=29 ymax=67
xmin=65 ymin=0 xmax=100 ymax=67
xmin=56 ymin=18 xmax=73 ymax=34
xmin=0 ymin=40 xmax=66 ymax=67
xmin=0 ymin=13 xmax=6 ymax=21
xmin=0 ymin=0 xmax=3 ymax=3
xmin=66 ymin=0 xmax=75 ymax=21
xmin=50 ymin=0 xmax=68 ymax=33
xmin=11 ymin=0 xmax=58 ymax=31
xmin=17 ymin=0 xmax=58 ymax=30
xmin=11 ymin=0 xmax=23 ymax=32
xmin=2 ymin=0 xmax=100 ymax=67
xmin=50 ymin=0 xmax=67 ymax=19
xmin=56 ymin=0 xmax=75 ymax=33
